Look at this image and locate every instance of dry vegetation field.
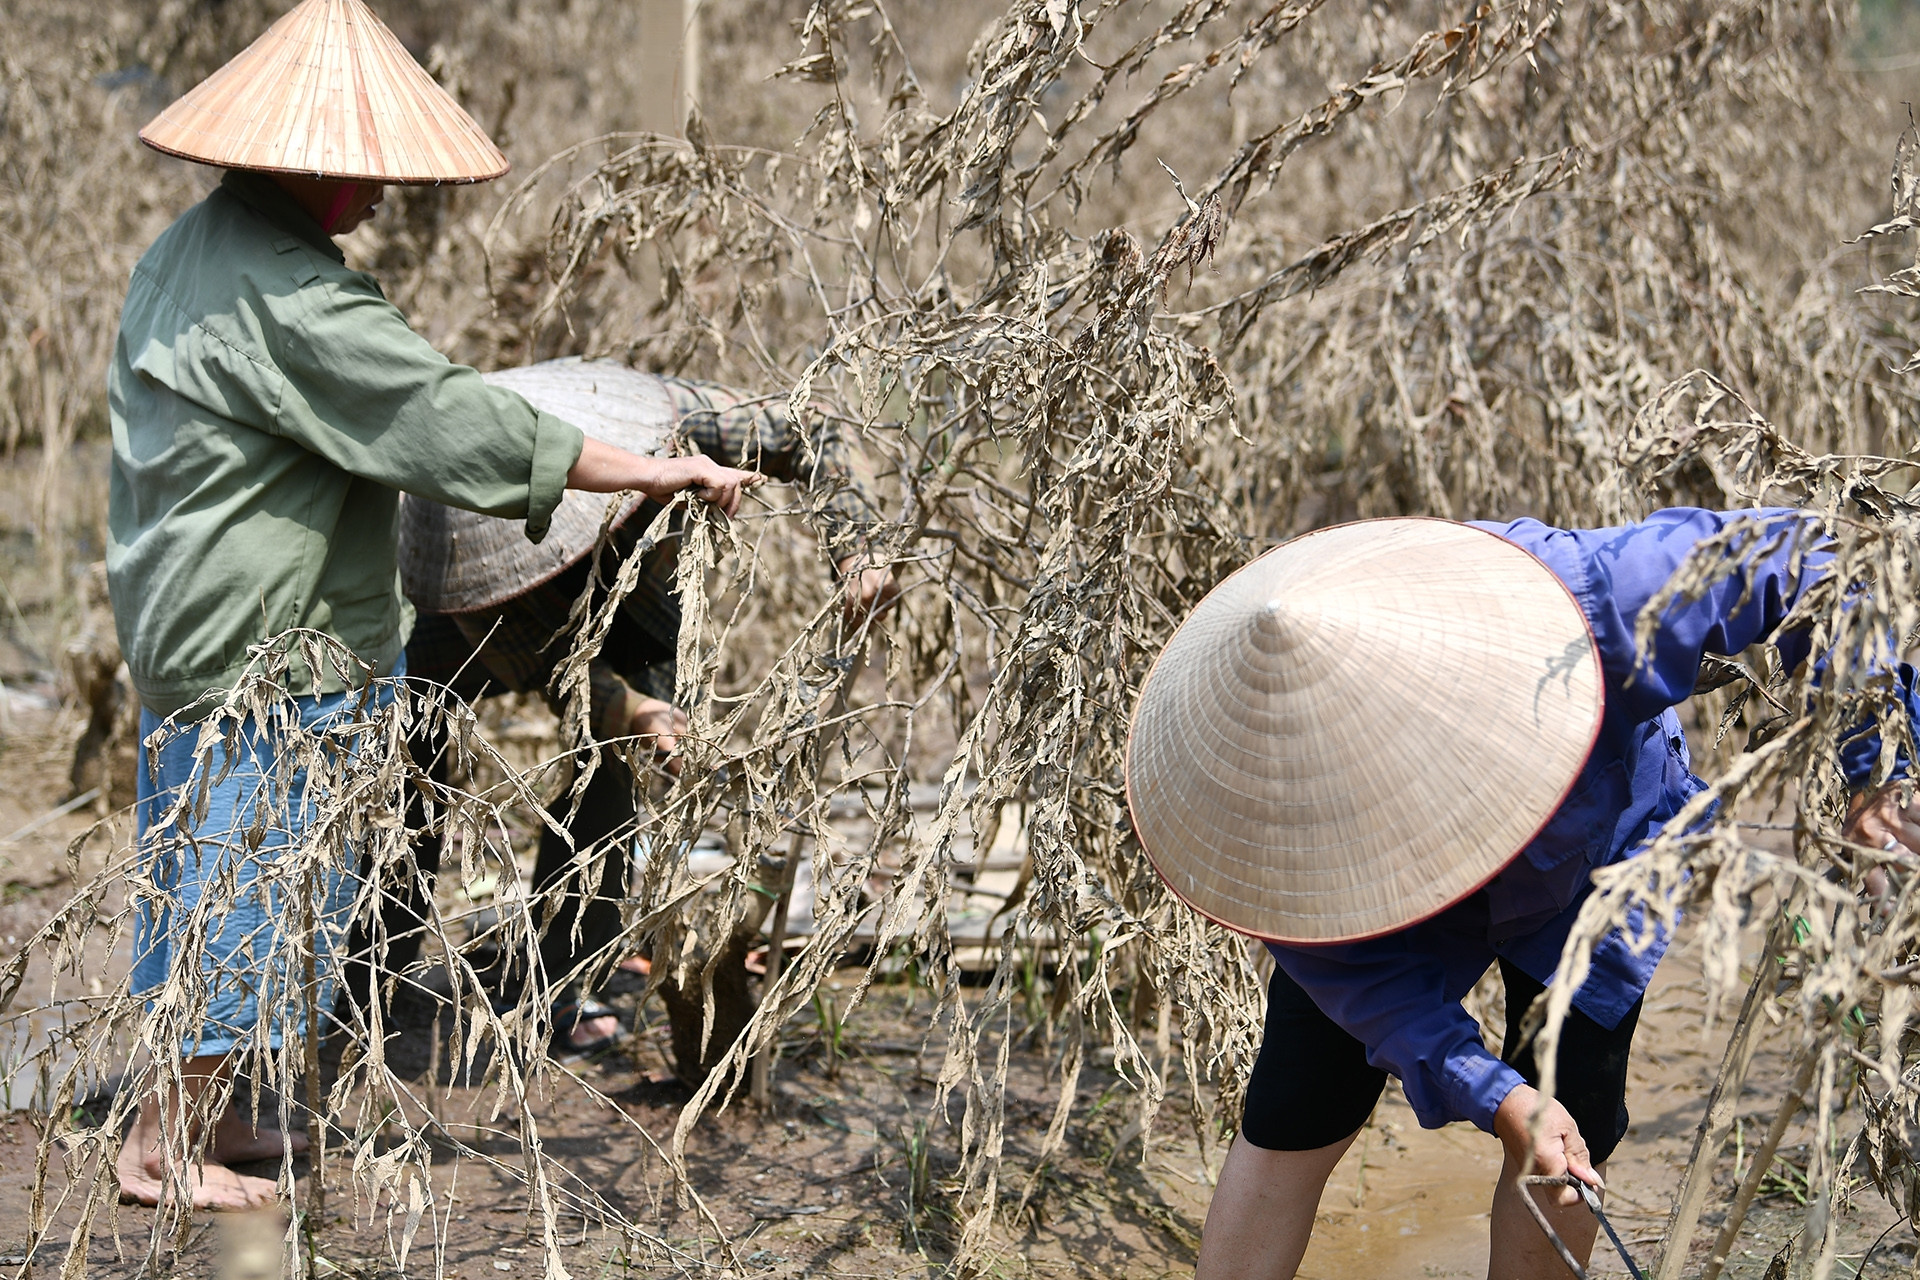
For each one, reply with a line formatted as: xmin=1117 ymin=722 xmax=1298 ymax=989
xmin=8 ymin=0 xmax=1920 ymax=1276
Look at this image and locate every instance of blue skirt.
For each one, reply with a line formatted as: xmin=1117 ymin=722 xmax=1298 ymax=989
xmin=130 ymin=668 xmax=400 ymax=1058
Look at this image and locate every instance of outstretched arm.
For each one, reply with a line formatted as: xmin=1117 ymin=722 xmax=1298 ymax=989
xmin=1482 ymin=508 xmax=1820 ymax=725
xmin=1486 ymin=507 xmax=1920 ymax=789
xmin=567 ymin=437 xmax=761 ymax=517
xmin=664 ymin=378 xmax=886 ymax=538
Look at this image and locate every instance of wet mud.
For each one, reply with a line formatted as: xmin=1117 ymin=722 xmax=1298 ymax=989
xmin=0 ymin=701 xmax=1915 ymax=1277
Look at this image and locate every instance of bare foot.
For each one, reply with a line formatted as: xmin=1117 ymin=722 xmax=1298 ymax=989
xmin=115 ymin=1055 xmax=284 ymax=1211
xmin=116 ymin=1141 xmax=278 ymax=1211
xmin=211 ymin=1108 xmax=308 ymax=1165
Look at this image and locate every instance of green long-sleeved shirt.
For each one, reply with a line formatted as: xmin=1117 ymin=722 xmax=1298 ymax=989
xmin=107 ymin=171 xmax=585 ymax=716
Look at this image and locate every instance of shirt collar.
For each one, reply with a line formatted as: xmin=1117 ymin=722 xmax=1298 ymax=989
xmin=218 ymin=170 xmax=347 ymax=264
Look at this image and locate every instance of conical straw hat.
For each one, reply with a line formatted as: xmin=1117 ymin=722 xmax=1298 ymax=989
xmin=399 ymin=360 xmax=674 ymax=614
xmin=1125 ymin=519 xmax=1604 ymax=945
xmin=140 ymin=0 xmax=508 ymax=184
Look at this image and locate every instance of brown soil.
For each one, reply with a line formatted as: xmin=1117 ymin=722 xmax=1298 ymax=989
xmin=0 ymin=703 xmax=1912 ymax=1279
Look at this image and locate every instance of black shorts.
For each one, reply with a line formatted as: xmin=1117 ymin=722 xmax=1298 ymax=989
xmin=1240 ymin=959 xmax=1641 ymax=1162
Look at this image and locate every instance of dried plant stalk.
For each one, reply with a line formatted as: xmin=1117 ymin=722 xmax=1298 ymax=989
xmin=9 ymin=0 xmax=1920 ymax=1275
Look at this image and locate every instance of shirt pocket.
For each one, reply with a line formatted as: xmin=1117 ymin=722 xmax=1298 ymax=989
xmin=1661 ymin=710 xmax=1696 ymax=792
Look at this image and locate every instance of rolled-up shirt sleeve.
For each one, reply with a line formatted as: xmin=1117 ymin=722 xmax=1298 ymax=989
xmin=270 ymin=272 xmax=586 ymax=541
xmin=1270 ymin=941 xmax=1526 ymax=1133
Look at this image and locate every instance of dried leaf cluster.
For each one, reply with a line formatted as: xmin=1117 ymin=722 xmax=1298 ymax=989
xmin=6 ymin=0 xmax=1920 ymax=1276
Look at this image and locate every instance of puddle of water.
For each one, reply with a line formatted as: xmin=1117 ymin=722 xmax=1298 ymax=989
xmin=1290 ymin=932 xmax=1749 ymax=1280
xmin=1295 ymin=1088 xmax=1501 ymax=1280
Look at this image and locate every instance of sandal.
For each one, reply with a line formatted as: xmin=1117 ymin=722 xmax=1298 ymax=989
xmin=551 ymin=996 xmax=626 ymax=1060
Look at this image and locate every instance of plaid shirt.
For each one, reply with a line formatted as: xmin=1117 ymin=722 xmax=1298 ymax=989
xmin=405 ymin=377 xmax=882 ymax=738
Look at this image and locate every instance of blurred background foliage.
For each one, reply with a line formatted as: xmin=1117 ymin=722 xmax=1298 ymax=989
xmin=6 ymin=0 xmax=1920 ymax=678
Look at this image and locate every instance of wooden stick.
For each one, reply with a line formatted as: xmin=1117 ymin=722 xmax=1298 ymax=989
xmin=1792 ymin=1046 xmax=1837 ymax=1280
xmin=1653 ymin=917 xmax=1785 ymax=1280
xmin=748 ymin=624 xmax=871 ymax=1106
xmin=1699 ymin=1051 xmax=1819 ymax=1280
xmin=1 ymin=788 xmax=100 ymax=845
xmin=748 ymin=834 xmax=802 ymax=1109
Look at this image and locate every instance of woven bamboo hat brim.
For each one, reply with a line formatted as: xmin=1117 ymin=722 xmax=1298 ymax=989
xmin=1125 ymin=519 xmax=1604 ymax=945
xmin=139 ymin=0 xmax=508 ymax=184
xmin=399 ymin=360 xmax=673 ymax=614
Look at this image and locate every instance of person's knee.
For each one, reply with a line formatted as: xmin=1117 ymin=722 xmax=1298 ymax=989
xmin=1200 ymin=1131 xmax=1358 ymax=1280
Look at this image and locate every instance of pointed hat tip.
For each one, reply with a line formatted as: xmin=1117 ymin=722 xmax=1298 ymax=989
xmin=139 ymin=0 xmax=509 ymax=185
xmin=1124 ymin=516 xmax=1605 ymax=945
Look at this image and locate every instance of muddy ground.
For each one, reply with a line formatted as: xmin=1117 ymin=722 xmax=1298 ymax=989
xmin=0 ymin=696 xmax=1912 ymax=1279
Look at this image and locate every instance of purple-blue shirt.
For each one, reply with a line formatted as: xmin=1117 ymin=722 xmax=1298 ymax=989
xmin=1268 ymin=507 xmax=1917 ymax=1133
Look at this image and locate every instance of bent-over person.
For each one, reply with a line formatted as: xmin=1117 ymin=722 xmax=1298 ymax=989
xmin=1123 ymin=509 xmax=1920 ymax=1279
xmin=353 ymin=365 xmax=893 ymax=1058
